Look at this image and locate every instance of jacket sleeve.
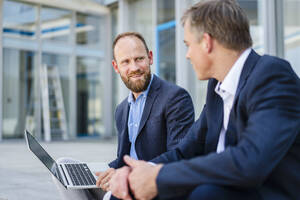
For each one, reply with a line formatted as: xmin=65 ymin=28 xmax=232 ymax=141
xmin=108 ymin=106 xmax=122 ymax=169
xmin=164 ymin=88 xmax=195 ymax=150
xmin=151 ymin=105 xmax=207 ymax=164
xmin=156 ymin=59 xmax=300 ymax=199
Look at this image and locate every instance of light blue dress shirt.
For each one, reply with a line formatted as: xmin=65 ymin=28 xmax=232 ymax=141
xmin=127 ymin=74 xmax=153 ymax=160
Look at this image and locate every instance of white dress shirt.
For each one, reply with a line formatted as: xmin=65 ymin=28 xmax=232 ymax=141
xmin=215 ymin=48 xmax=251 ymax=153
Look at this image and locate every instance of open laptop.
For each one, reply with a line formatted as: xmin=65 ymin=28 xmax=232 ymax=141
xmin=24 ymin=130 xmax=108 ymax=189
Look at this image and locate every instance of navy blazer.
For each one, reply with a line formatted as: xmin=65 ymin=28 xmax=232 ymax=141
xmin=109 ymin=75 xmax=195 ymax=168
xmin=152 ymin=50 xmax=300 ymax=200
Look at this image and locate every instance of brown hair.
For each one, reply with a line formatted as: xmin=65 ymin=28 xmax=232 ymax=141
xmin=181 ymin=0 xmax=252 ymax=51
xmin=112 ymin=32 xmax=149 ymax=60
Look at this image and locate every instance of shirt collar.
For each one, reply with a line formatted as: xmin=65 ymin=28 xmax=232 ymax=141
xmin=217 ymin=48 xmax=252 ymax=96
xmin=128 ymin=74 xmax=154 ymax=104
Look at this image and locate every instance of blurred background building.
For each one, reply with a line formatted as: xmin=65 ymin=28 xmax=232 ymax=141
xmin=0 ymin=0 xmax=299 ymax=142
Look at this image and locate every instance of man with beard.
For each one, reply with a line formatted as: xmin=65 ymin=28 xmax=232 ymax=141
xmin=52 ymin=32 xmax=194 ymax=200
xmin=95 ymin=32 xmax=195 ymax=193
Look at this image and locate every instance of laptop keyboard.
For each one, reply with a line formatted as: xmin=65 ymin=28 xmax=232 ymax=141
xmin=65 ymin=163 xmax=96 ymax=186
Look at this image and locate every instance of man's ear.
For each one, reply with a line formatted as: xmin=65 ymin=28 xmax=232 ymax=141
xmin=112 ymin=60 xmax=120 ymax=74
xmin=148 ymin=51 xmax=153 ymax=65
xmin=202 ymin=33 xmax=213 ymax=53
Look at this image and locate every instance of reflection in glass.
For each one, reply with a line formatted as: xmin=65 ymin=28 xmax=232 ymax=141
xmin=238 ymin=0 xmax=265 ymax=54
xmin=41 ymin=7 xmax=72 ymax=43
xmin=76 ymin=13 xmax=103 ymax=49
xmin=111 ymin=6 xmax=119 ymax=122
xmin=284 ymin=0 xmax=300 ymax=76
xmin=156 ymin=0 xmax=175 ymax=83
xmin=157 ymin=0 xmax=175 ymax=24
xmin=158 ymin=26 xmax=176 ymax=83
xmin=76 ymin=57 xmax=104 ymax=136
xmin=128 ymin=0 xmax=153 ymax=50
xmin=2 ymin=49 xmax=35 ymax=138
xmin=3 ymin=0 xmax=36 ymax=39
xmin=42 ymin=53 xmax=70 ymax=136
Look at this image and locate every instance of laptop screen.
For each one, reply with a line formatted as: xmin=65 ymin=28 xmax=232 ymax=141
xmin=25 ymin=130 xmax=58 ymax=178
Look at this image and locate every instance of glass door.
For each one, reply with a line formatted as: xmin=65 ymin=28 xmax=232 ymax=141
xmin=2 ymin=49 xmax=36 ymax=138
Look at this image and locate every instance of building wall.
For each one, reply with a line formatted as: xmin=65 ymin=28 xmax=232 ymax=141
xmin=0 ymin=0 xmax=112 ymax=141
xmin=111 ymin=0 xmax=300 ymax=118
xmin=1 ymin=0 xmax=299 ymax=141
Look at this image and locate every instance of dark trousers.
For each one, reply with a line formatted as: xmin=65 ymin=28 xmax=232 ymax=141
xmin=111 ymin=184 xmax=261 ymax=200
xmin=188 ymin=184 xmax=261 ymax=200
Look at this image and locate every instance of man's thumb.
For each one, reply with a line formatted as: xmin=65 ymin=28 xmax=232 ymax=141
xmin=124 ymin=155 xmax=138 ymax=168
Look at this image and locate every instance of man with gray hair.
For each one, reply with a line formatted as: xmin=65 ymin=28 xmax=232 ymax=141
xmin=109 ymin=1 xmax=300 ymax=199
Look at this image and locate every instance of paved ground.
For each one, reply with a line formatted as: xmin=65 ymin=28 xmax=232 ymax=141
xmin=0 ymin=138 xmax=117 ymax=200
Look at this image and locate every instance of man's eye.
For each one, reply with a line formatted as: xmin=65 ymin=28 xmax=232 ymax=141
xmin=137 ymin=57 xmax=144 ymax=61
xmin=122 ymin=60 xmax=129 ymax=64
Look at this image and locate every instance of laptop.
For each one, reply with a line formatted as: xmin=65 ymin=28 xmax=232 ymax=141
xmin=24 ymin=130 xmax=109 ymax=189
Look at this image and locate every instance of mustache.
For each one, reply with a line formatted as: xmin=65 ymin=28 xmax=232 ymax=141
xmin=128 ymin=70 xmax=144 ymax=78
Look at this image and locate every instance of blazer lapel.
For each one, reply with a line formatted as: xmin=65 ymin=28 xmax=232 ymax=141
xmin=205 ymin=79 xmax=224 ymax=153
xmin=234 ymin=50 xmax=260 ymax=102
xmin=225 ymin=50 xmax=261 ymax=147
xmin=137 ymin=75 xmax=161 ymax=135
xmin=119 ymin=103 xmax=131 ymax=156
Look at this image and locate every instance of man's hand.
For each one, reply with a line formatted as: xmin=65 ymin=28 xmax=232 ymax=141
xmin=95 ymin=168 xmax=115 ymax=191
xmin=109 ymin=166 xmax=132 ymax=200
xmin=124 ymin=155 xmax=163 ymax=200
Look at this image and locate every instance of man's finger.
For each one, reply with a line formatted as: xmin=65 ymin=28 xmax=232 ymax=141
xmin=124 ymin=155 xmax=139 ymax=168
xmin=96 ymin=168 xmax=114 ymax=181
xmin=95 ymin=171 xmax=102 ymax=176
xmin=100 ymin=172 xmax=113 ymax=187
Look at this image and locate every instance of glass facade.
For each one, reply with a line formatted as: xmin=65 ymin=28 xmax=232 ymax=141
xmin=157 ymin=0 xmax=175 ymax=24
xmin=42 ymin=53 xmax=70 ymax=122
xmin=3 ymin=0 xmax=36 ymax=39
xmin=76 ymin=13 xmax=103 ymax=49
xmin=40 ymin=7 xmax=72 ymax=43
xmin=1 ymin=0 xmax=108 ymax=141
xmin=1 ymin=0 xmax=299 ymax=141
xmin=128 ymin=0 xmax=153 ymax=50
xmin=156 ymin=0 xmax=176 ymax=83
xmin=76 ymin=57 xmax=104 ymax=136
xmin=157 ymin=26 xmax=176 ymax=83
xmin=110 ymin=5 xmax=119 ymax=131
xmin=284 ymin=0 xmax=300 ymax=76
xmin=238 ymin=0 xmax=265 ymax=54
xmin=2 ymin=49 xmax=36 ymax=138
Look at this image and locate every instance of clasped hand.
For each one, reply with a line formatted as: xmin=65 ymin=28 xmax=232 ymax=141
xmin=108 ymin=155 xmax=163 ymax=200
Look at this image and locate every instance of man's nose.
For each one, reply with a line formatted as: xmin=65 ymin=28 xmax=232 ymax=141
xmin=185 ymin=50 xmax=190 ymax=60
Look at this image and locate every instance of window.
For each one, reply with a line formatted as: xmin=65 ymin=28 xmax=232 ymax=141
xmin=41 ymin=6 xmax=72 ymax=43
xmin=284 ymin=0 xmax=300 ymax=76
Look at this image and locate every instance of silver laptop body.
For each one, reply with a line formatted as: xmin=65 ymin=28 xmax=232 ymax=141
xmin=24 ymin=130 xmax=107 ymax=189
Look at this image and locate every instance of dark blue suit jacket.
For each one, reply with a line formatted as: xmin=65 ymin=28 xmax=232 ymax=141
xmin=109 ymin=75 xmax=195 ymax=168
xmin=152 ymin=50 xmax=300 ymax=200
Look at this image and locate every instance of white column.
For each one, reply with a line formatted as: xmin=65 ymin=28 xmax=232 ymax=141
xmin=102 ymin=13 xmax=114 ymax=138
xmin=152 ymin=0 xmax=157 ymax=74
xmin=68 ymin=11 xmax=76 ymax=139
xmin=35 ymin=5 xmax=42 ymax=140
xmin=116 ymin=0 xmax=129 ymax=103
xmin=175 ymin=0 xmax=195 ymax=95
xmin=0 ymin=0 xmax=3 ymax=141
xmin=263 ymin=0 xmax=284 ymax=58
